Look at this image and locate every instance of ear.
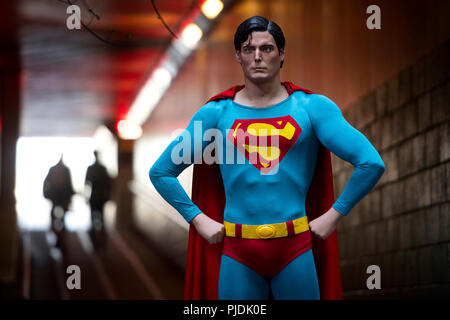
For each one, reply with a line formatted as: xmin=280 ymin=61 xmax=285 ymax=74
xmin=279 ymin=47 xmax=285 ymax=63
xmin=235 ymin=50 xmax=242 ymax=65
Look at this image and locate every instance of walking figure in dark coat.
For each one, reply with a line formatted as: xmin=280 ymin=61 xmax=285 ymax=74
xmin=43 ymin=154 xmax=75 ymax=238
xmin=85 ymin=151 xmax=113 ymax=231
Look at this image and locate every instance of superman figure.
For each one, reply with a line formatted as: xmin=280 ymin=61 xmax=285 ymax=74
xmin=149 ymin=16 xmax=385 ymax=300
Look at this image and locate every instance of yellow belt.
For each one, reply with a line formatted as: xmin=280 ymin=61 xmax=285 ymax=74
xmin=223 ymin=216 xmax=309 ymax=239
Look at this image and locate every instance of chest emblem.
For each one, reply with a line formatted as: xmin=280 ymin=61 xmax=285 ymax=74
xmin=227 ymin=115 xmax=301 ymax=174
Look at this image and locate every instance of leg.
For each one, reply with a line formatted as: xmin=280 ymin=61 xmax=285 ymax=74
xmin=50 ymin=203 xmax=57 ymax=233
xmin=90 ymin=201 xmax=105 ymax=231
xmin=270 ymin=248 xmax=320 ymax=300
xmin=89 ymin=203 xmax=95 ymax=231
xmin=98 ymin=202 xmax=105 ymax=230
xmin=218 ymin=254 xmax=269 ymax=300
xmin=61 ymin=202 xmax=69 ymax=231
xmin=51 ymin=204 xmax=65 ymax=248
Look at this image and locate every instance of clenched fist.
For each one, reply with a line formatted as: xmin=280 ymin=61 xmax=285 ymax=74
xmin=191 ymin=213 xmax=225 ymax=244
xmin=308 ymin=207 xmax=343 ymax=240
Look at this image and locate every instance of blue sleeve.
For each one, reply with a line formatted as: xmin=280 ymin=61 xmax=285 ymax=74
xmin=149 ymin=102 xmax=219 ymax=223
xmin=307 ymin=94 xmax=385 ymax=216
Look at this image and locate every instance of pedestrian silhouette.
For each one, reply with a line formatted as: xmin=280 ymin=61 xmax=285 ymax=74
xmin=85 ymin=151 xmax=113 ymax=232
xmin=43 ymin=154 xmax=75 ymax=245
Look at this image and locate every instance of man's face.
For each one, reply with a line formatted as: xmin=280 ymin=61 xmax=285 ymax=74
xmin=236 ymin=31 xmax=284 ymax=83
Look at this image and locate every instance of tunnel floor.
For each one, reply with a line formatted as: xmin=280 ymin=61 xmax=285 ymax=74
xmin=20 ymin=226 xmax=185 ymax=300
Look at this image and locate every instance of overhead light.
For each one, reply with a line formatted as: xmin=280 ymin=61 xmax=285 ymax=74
xmin=126 ymin=0 xmax=230 ymax=127
xmin=181 ymin=23 xmax=203 ymax=49
xmin=153 ymin=67 xmax=172 ymax=88
xmin=117 ymin=119 xmax=143 ymax=140
xmin=127 ymin=66 xmax=172 ymax=125
xmin=201 ymin=0 xmax=224 ymax=19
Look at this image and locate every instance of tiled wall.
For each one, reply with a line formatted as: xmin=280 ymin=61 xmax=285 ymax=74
xmin=333 ymin=40 xmax=450 ymax=299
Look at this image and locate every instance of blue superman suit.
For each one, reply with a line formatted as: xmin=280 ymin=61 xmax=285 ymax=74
xmin=149 ymin=84 xmax=385 ymax=299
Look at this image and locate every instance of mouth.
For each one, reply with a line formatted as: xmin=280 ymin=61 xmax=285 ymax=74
xmin=252 ymin=68 xmax=266 ymax=71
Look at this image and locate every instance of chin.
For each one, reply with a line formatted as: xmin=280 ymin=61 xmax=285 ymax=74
xmin=248 ymin=73 xmax=272 ymax=84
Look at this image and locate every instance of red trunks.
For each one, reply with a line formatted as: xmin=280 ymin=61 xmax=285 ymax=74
xmin=222 ymin=230 xmax=312 ymax=278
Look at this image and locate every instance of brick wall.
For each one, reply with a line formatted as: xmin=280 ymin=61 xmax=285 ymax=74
xmin=333 ymin=40 xmax=450 ymax=299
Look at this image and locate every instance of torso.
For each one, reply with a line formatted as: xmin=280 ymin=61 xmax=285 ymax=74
xmin=211 ymin=90 xmax=320 ymax=225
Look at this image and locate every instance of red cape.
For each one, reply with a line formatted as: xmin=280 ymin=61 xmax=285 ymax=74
xmin=184 ymin=81 xmax=343 ymax=300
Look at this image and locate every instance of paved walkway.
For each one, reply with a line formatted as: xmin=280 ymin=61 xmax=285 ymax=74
xmin=20 ymin=226 xmax=185 ymax=300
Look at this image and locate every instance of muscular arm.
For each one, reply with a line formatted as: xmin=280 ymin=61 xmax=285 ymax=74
xmin=149 ymin=102 xmax=219 ymax=223
xmin=308 ymin=94 xmax=385 ymax=216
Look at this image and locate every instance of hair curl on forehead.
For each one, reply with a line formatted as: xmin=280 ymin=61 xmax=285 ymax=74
xmin=234 ymin=16 xmax=286 ymax=68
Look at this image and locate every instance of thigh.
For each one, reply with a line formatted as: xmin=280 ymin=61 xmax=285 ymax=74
xmin=218 ymin=254 xmax=269 ymax=300
xmin=270 ymin=248 xmax=320 ymax=300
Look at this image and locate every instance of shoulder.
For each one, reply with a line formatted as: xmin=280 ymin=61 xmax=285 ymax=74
xmin=192 ymin=99 xmax=226 ymax=122
xmin=299 ymin=93 xmax=342 ymax=119
xmin=205 ymin=84 xmax=244 ymax=103
xmin=200 ymin=99 xmax=225 ymax=112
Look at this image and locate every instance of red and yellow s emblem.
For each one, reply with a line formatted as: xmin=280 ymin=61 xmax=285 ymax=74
xmin=226 ymin=116 xmax=301 ymax=174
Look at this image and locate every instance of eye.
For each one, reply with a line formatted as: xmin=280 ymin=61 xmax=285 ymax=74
xmin=243 ymin=47 xmax=254 ymax=53
xmin=262 ymin=46 xmax=273 ymax=52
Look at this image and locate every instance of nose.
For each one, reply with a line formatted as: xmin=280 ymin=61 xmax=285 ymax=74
xmin=254 ymin=48 xmax=262 ymax=61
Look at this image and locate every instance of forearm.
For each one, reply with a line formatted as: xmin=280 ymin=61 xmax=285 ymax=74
xmin=332 ymin=159 xmax=385 ymax=216
xmin=149 ymin=167 xmax=202 ymax=223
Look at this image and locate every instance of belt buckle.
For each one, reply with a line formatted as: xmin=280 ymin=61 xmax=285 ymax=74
xmin=256 ymin=225 xmax=276 ymax=239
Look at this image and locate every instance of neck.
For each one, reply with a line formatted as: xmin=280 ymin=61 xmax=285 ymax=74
xmin=241 ymin=74 xmax=284 ymax=101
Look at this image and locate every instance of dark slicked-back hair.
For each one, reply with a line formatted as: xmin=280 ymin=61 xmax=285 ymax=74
xmin=234 ymin=16 xmax=285 ymax=68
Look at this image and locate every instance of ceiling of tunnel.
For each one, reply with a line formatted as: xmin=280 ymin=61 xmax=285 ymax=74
xmin=17 ymin=0 xmax=196 ymax=137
